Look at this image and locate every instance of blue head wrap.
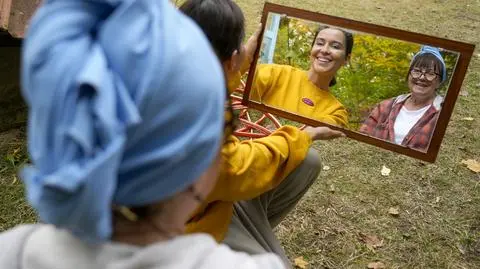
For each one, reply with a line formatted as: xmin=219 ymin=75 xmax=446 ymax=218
xmin=20 ymin=0 xmax=225 ymax=243
xmin=411 ymin=45 xmax=447 ymax=83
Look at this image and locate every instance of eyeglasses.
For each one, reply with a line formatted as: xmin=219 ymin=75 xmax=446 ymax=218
xmin=410 ymin=69 xmax=440 ymax=81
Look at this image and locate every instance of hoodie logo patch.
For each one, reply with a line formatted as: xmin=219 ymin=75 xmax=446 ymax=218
xmin=302 ymin=98 xmax=314 ymax=106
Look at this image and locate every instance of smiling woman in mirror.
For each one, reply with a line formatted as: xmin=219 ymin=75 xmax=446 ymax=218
xmin=250 ymin=26 xmax=354 ymax=127
xmin=359 ymin=46 xmax=446 ymax=151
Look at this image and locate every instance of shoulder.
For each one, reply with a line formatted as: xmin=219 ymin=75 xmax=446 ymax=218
xmin=160 ymin=234 xmax=285 ymax=269
xmin=376 ymin=95 xmax=401 ymax=110
xmin=257 ymin=64 xmax=297 ymax=75
xmin=198 ymin=240 xmax=286 ymax=269
xmin=432 ymin=94 xmax=444 ymax=111
xmin=0 ymin=224 xmax=41 ymax=268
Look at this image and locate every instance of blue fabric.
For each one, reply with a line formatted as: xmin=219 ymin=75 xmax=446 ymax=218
xmin=20 ymin=0 xmax=225 ymax=243
xmin=412 ymin=45 xmax=447 ymax=83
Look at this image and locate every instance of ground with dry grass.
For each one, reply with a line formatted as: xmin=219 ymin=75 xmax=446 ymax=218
xmin=1 ymin=0 xmax=479 ymax=268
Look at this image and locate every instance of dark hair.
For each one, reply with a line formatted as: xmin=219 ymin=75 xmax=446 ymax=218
xmin=407 ymin=53 xmax=444 ymax=82
xmin=180 ymin=0 xmax=245 ymax=62
xmin=310 ymin=26 xmax=354 ymax=87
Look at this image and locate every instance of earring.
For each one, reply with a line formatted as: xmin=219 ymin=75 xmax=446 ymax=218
xmin=113 ymin=205 xmax=139 ymax=222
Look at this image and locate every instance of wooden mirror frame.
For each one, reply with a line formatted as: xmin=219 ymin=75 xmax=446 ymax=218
xmin=242 ymin=2 xmax=475 ymax=163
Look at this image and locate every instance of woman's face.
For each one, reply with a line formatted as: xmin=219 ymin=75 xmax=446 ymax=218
xmin=310 ymin=28 xmax=348 ymax=75
xmin=407 ymin=64 xmax=441 ymax=99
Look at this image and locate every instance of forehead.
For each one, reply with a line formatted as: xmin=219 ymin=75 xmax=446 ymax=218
xmin=315 ymin=28 xmax=345 ymax=43
xmin=412 ymin=55 xmax=441 ymax=71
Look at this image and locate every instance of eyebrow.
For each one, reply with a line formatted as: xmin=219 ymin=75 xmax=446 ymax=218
xmin=315 ymin=38 xmax=345 ymax=47
xmin=412 ymin=67 xmax=437 ymax=73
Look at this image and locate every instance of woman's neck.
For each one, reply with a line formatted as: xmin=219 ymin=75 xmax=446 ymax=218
xmin=307 ymin=68 xmax=333 ymax=91
xmin=112 ymin=217 xmax=184 ymax=246
xmin=405 ymin=94 xmax=435 ymax=110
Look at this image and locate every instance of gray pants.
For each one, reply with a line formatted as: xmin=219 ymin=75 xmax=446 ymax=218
xmin=223 ymin=148 xmax=321 ymax=268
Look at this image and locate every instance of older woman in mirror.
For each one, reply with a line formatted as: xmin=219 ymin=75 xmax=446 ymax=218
xmin=359 ymin=46 xmax=447 ymax=151
xmin=250 ymin=26 xmax=354 ymax=127
xmin=0 ymin=1 xmax=285 ymax=268
xmin=250 ymin=27 xmax=353 ymax=126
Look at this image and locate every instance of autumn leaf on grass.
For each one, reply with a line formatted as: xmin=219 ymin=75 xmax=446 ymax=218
xmin=359 ymin=233 xmax=384 ymax=251
xmin=388 ymin=207 xmax=399 ymax=217
xmin=459 ymin=90 xmax=469 ymax=97
xmin=367 ymin=261 xmax=386 ymax=269
xmin=293 ymin=256 xmax=309 ymax=269
xmin=322 ymin=165 xmax=330 ymax=171
xmin=461 ymin=159 xmax=480 ymax=173
xmin=381 ymin=165 xmax=391 ymax=176
xmin=329 ymin=184 xmax=335 ymax=193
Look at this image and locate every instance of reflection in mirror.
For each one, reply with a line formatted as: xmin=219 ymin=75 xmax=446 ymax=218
xmin=250 ymin=12 xmax=459 ymax=152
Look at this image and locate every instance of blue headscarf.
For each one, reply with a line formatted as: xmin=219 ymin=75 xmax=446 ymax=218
xmin=20 ymin=0 xmax=225 ymax=243
xmin=411 ymin=45 xmax=447 ymax=83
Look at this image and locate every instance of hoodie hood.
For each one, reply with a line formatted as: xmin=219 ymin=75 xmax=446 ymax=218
xmin=0 ymin=225 xmax=284 ymax=269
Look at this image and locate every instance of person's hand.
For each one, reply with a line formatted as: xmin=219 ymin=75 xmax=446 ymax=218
xmin=244 ymin=23 xmax=263 ymax=64
xmin=303 ymin=126 xmax=346 ymax=141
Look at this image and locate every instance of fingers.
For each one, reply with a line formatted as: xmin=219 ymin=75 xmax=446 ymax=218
xmin=304 ymin=126 xmax=346 ymax=140
xmin=245 ymin=23 xmax=263 ymax=55
xmin=327 ymin=129 xmax=346 ymax=139
xmin=252 ymin=23 xmax=262 ymax=38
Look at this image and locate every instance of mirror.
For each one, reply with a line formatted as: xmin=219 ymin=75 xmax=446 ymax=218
xmin=243 ymin=2 xmax=475 ymax=162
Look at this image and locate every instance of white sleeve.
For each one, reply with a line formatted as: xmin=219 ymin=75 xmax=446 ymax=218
xmin=200 ymin=243 xmax=286 ymax=269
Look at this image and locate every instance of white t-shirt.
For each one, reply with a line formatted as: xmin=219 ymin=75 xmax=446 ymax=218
xmin=393 ymin=105 xmax=431 ymax=144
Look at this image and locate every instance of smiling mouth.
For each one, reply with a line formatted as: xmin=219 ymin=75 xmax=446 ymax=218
xmin=414 ymin=81 xmax=430 ymax=87
xmin=315 ymin=57 xmax=332 ymax=64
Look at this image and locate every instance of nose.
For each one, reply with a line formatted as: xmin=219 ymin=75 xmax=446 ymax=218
xmin=418 ymin=73 xmax=429 ymax=81
xmin=319 ymin=43 xmax=330 ymax=54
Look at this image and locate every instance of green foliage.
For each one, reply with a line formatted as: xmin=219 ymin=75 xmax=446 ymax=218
xmin=273 ymin=17 xmax=317 ymax=69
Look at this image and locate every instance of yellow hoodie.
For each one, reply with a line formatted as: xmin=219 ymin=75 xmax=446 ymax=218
xmin=251 ymin=64 xmax=348 ymax=127
xmin=186 ymin=126 xmax=312 ymax=241
xmin=186 ymin=63 xmax=336 ymax=242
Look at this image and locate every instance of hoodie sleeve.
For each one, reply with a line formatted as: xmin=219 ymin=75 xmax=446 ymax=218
xmin=207 ymin=126 xmax=312 ymax=202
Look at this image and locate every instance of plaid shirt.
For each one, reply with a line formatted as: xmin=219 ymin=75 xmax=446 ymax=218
xmin=359 ymin=94 xmax=443 ymax=151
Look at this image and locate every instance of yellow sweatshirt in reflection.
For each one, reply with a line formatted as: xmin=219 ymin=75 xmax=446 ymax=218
xmin=186 ymin=127 xmax=311 ymax=241
xmin=186 ymin=63 xmax=313 ymax=242
xmin=251 ymin=64 xmax=348 ymax=127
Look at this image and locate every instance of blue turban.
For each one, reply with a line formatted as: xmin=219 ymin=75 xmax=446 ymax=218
xmin=20 ymin=0 xmax=225 ymax=243
xmin=411 ymin=45 xmax=447 ymax=83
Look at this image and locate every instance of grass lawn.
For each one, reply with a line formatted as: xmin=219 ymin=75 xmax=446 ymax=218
xmin=1 ymin=0 xmax=479 ymax=268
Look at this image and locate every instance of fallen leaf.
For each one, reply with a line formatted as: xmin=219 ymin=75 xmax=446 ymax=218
xmin=388 ymin=207 xmax=400 ymax=216
xmin=329 ymin=184 xmax=335 ymax=193
xmin=367 ymin=261 xmax=386 ymax=269
xmin=461 ymin=117 xmax=474 ymax=121
xmin=359 ymin=233 xmax=384 ymax=251
xmin=459 ymin=90 xmax=469 ymax=97
xmin=322 ymin=165 xmax=330 ymax=171
xmin=435 ymin=196 xmax=441 ymax=203
xmin=381 ymin=165 xmax=391 ymax=176
xmin=293 ymin=256 xmax=309 ymax=269
xmin=461 ymin=159 xmax=480 ymax=173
